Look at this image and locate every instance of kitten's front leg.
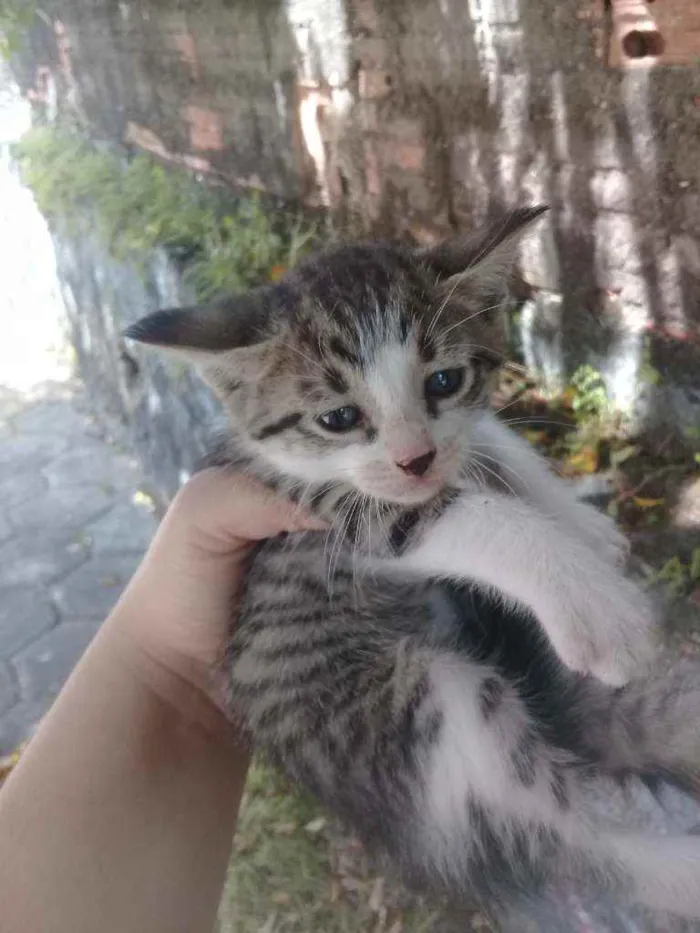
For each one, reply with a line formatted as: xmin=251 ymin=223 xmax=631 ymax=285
xmin=471 ymin=413 xmax=628 ymax=564
xmin=398 ymin=492 xmax=655 ymax=685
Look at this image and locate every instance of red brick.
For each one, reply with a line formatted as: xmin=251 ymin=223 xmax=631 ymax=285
xmin=182 ymin=104 xmax=224 ymax=152
xmin=169 ymin=29 xmax=200 ymax=81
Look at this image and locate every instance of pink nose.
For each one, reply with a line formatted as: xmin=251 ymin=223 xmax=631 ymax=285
xmin=396 ymin=449 xmax=436 ymax=478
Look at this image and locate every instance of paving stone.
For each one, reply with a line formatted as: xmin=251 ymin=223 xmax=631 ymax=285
xmin=7 ymin=482 xmax=114 ymax=535
xmin=43 ymin=441 xmax=141 ymax=493
xmin=52 ymin=553 xmax=142 ymax=620
xmin=0 ymin=430 xmax=70 ymax=469
xmin=0 ymin=585 xmax=56 ymax=658
xmin=0 ymin=660 xmax=17 ymax=716
xmin=0 ymin=696 xmax=53 ymax=754
xmin=84 ymin=501 xmax=157 ymax=554
xmin=12 ymin=620 xmax=102 ymax=704
xmin=0 ymin=467 xmax=48 ymax=506
xmin=0 ymin=532 xmax=91 ymax=587
xmin=0 ymin=507 xmax=12 ymax=544
xmin=11 ymin=398 xmax=90 ymax=437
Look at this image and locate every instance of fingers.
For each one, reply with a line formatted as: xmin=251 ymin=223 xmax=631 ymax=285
xmin=170 ymin=469 xmax=327 ymax=548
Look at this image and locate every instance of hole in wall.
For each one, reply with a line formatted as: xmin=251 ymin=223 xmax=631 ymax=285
xmin=622 ymin=29 xmax=665 ymax=59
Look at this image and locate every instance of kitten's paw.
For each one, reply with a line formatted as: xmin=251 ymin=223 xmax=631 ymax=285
xmin=542 ymin=576 xmax=656 ymax=686
xmin=567 ymin=503 xmax=630 ymax=567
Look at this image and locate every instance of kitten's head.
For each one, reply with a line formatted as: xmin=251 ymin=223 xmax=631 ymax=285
xmin=125 ymin=206 xmax=546 ymax=505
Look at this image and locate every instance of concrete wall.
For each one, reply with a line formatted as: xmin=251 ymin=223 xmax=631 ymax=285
xmin=54 ymin=227 xmax=222 ymax=507
xmin=14 ymin=0 xmax=700 ymax=432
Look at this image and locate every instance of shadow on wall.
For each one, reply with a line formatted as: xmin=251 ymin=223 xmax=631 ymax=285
xmin=337 ymin=0 xmax=700 ymax=440
xmin=11 ymin=0 xmax=700 ymax=452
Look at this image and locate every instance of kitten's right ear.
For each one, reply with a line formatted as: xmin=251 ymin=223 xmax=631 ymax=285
xmin=123 ymin=289 xmax=274 ymax=355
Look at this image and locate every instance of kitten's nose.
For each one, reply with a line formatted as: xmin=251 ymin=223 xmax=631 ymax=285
xmin=397 ymin=449 xmax=436 ymax=477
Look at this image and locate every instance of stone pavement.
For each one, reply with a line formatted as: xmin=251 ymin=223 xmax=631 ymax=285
xmin=0 ymin=384 xmax=157 ymax=753
xmin=0 ymin=64 xmax=157 ymax=754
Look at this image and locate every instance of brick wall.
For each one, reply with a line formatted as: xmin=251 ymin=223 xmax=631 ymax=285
xmin=16 ymin=0 xmax=700 ymax=427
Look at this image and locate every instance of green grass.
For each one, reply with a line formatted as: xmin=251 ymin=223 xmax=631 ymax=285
xmin=12 ymin=124 xmax=318 ymax=299
xmin=218 ymin=762 xmax=487 ymax=933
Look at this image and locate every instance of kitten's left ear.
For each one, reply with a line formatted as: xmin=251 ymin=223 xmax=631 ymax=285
xmin=122 ymin=287 xmax=282 ymax=391
xmin=420 ymin=205 xmax=548 ymax=292
xmin=123 ymin=288 xmax=275 ymax=354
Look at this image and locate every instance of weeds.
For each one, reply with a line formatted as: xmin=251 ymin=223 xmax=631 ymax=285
xmin=0 ymin=0 xmax=37 ymax=59
xmin=12 ymin=125 xmax=318 ymax=297
xmin=651 ymin=551 xmax=700 ymax=599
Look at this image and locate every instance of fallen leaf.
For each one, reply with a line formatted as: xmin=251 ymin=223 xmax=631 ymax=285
xmin=559 ymin=387 xmax=576 ymax=408
xmin=272 ymin=891 xmax=291 ymax=906
xmin=0 ymin=743 xmax=26 ymax=786
xmin=567 ymin=445 xmax=599 ymax=474
xmin=522 ymin=429 xmax=546 ymax=445
xmin=304 ymin=816 xmax=327 ymax=835
xmin=610 ymin=443 xmax=640 ymax=467
xmin=606 ymin=499 xmax=619 ymax=518
xmin=270 ymin=264 xmax=287 ymax=282
xmin=369 ymin=876 xmax=385 ymax=913
xmin=99 ymin=576 xmax=119 ymax=587
xmin=132 ymin=489 xmax=156 ymax=511
xmin=330 ymin=879 xmax=342 ymax=903
xmin=632 ymin=496 xmax=665 ymax=509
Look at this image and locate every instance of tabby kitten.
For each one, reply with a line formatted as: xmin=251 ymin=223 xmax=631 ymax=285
xmin=126 ymin=207 xmax=700 ymax=919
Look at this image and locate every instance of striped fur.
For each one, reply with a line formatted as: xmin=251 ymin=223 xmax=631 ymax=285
xmin=127 ymin=211 xmax=700 ymax=920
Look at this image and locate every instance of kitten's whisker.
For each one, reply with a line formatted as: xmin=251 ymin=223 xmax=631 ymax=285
xmin=285 ymin=344 xmax=330 ymax=379
xmin=493 ymin=394 xmax=530 ymax=417
xmin=326 ymin=492 xmax=357 ymax=594
xmin=440 ymin=304 xmax=502 ymax=339
xmin=462 ymin=459 xmax=486 ymax=494
xmin=471 ymin=453 xmax=518 ymax=497
xmin=471 ymin=448 xmax=531 ymax=494
xmin=498 ymin=416 xmax=574 ymax=429
xmin=426 ymin=273 xmax=463 ymax=338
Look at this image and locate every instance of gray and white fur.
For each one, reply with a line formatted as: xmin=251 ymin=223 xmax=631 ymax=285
xmin=126 ymin=207 xmax=700 ymax=919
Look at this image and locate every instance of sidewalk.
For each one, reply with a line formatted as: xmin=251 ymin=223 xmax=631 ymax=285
xmin=0 ymin=68 xmax=156 ymax=753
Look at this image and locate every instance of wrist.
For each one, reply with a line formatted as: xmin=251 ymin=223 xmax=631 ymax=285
xmin=101 ymin=605 xmax=241 ymax=742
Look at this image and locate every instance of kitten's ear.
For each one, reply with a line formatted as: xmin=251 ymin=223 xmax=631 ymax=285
xmin=123 ymin=289 xmax=274 ymax=355
xmin=421 ymin=205 xmax=548 ymax=292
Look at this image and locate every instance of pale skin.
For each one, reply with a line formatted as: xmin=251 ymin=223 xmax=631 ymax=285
xmin=0 ymin=469 xmax=326 ymax=933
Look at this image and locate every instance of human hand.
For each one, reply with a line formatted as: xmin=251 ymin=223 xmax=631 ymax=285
xmin=108 ymin=469 xmax=325 ymax=720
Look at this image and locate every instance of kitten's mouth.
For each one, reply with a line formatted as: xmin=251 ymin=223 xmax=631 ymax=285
xmin=378 ymin=474 xmax=446 ymax=506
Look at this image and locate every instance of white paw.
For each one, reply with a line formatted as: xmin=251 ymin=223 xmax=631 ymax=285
xmin=541 ymin=573 xmax=656 ymax=686
xmin=565 ymin=502 xmax=630 ymax=567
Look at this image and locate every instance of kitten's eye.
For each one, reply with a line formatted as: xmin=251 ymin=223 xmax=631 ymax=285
xmin=317 ymin=405 xmax=362 ymax=433
xmin=424 ymin=368 xmax=465 ymax=399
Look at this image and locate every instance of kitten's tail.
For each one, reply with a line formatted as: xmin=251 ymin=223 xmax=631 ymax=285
xmin=581 ymin=660 xmax=700 ymax=796
xmin=571 ymin=661 xmax=700 ymax=916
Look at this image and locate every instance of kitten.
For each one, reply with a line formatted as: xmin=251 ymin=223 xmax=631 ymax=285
xmin=126 ymin=207 xmax=700 ymax=919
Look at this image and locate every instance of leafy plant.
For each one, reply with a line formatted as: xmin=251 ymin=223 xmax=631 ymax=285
xmin=568 ymin=364 xmax=609 ymax=421
xmin=12 ymin=124 xmax=318 ymax=297
xmin=0 ymin=0 xmax=37 ymax=59
xmin=652 ymin=550 xmax=700 ymax=598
